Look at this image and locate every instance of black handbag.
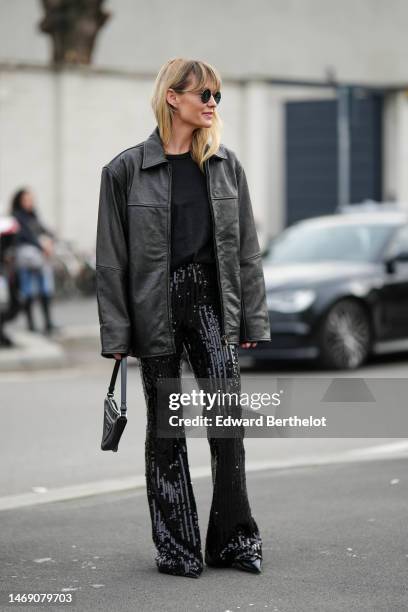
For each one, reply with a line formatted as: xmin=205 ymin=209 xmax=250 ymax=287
xmin=101 ymin=357 xmax=128 ymax=452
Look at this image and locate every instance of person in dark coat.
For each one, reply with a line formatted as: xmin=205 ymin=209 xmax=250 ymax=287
xmin=11 ymin=188 xmax=57 ymax=334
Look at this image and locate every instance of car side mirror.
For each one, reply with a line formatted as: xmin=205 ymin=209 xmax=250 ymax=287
xmin=394 ymin=251 xmax=408 ymax=262
xmin=384 ymin=250 xmax=408 ymax=273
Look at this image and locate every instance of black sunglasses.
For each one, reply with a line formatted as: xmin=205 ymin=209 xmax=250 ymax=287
xmin=199 ymin=89 xmax=221 ymax=104
xmin=180 ymin=88 xmax=222 ymax=105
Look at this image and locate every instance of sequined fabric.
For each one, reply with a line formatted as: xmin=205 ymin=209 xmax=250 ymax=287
xmin=139 ymin=262 xmax=262 ymax=578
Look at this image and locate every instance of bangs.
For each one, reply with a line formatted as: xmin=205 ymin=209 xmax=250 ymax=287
xmin=187 ymin=61 xmax=221 ymax=92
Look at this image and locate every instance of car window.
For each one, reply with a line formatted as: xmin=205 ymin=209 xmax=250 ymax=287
xmin=265 ymin=223 xmax=395 ymax=264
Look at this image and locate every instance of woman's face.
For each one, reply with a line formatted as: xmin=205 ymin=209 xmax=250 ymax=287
xmin=167 ymin=77 xmax=219 ymax=129
xmin=20 ymin=191 xmax=34 ymax=212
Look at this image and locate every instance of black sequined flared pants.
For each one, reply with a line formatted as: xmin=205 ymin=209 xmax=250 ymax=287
xmin=139 ymin=262 xmax=262 ymax=578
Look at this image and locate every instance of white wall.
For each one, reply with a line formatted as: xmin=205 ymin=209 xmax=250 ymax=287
xmin=1 ymin=0 xmax=408 ymax=85
xmin=0 ymin=69 xmax=56 ymax=224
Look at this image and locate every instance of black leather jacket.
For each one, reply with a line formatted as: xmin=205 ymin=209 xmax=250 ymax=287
xmin=96 ymin=125 xmax=271 ymax=359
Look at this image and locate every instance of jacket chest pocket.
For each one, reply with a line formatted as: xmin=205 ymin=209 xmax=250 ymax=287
xmin=127 ymin=197 xmax=168 ymax=208
xmin=211 ymin=188 xmax=238 ymax=200
xmin=127 ymin=168 xmax=169 ymax=207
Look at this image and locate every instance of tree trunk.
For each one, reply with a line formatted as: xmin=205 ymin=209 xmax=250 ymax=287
xmin=39 ymin=0 xmax=110 ymax=65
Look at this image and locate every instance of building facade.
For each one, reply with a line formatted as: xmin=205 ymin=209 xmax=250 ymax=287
xmin=1 ymin=0 xmax=408 ymax=250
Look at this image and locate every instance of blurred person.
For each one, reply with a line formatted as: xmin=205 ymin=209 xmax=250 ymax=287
xmin=0 ymin=215 xmax=20 ymax=347
xmin=96 ymin=58 xmax=271 ymax=578
xmin=11 ymin=188 xmax=58 ymax=334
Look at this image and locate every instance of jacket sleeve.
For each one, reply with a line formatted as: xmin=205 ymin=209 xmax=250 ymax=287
xmin=237 ymin=162 xmax=271 ymax=343
xmin=96 ymin=166 xmax=132 ymax=359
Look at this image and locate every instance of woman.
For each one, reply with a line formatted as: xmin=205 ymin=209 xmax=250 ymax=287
xmin=11 ymin=188 xmax=57 ymax=334
xmin=96 ymin=58 xmax=271 ymax=578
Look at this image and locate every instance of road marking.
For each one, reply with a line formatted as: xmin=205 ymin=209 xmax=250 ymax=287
xmin=0 ymin=441 xmax=407 ymax=512
xmin=343 ymin=440 xmax=408 ymax=456
xmin=243 ymin=440 xmax=408 ymax=473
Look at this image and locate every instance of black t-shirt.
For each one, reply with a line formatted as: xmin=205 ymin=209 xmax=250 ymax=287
xmin=166 ymin=151 xmax=216 ymax=272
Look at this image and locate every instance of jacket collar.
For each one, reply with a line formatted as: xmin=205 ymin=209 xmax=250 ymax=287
xmin=142 ymin=125 xmax=227 ymax=169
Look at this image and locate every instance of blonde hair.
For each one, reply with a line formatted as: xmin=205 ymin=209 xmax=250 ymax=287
xmin=151 ymin=58 xmax=223 ymax=173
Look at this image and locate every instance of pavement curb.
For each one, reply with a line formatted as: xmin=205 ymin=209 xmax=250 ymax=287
xmin=0 ymin=324 xmax=101 ymax=371
xmin=0 ymin=329 xmax=68 ymax=371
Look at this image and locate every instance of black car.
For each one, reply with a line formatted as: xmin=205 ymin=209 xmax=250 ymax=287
xmin=241 ymin=209 xmax=408 ymax=369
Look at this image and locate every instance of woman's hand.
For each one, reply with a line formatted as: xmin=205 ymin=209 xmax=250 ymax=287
xmin=240 ymin=342 xmax=257 ymax=349
xmin=39 ymin=235 xmax=54 ymax=257
xmin=113 ymin=353 xmax=124 ymax=360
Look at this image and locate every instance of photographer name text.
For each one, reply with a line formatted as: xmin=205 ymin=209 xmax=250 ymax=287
xmin=168 ymin=415 xmax=327 ymax=427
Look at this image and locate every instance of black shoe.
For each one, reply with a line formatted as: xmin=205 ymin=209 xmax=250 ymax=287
xmin=157 ymin=561 xmax=203 ymax=579
xmin=157 ymin=565 xmax=202 ymax=579
xmin=205 ymin=551 xmax=262 ymax=573
xmin=231 ymin=556 xmax=262 ymax=574
xmin=156 ymin=553 xmax=203 ymax=579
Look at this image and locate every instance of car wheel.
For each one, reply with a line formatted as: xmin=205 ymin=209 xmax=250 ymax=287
xmin=318 ymin=298 xmax=372 ymax=370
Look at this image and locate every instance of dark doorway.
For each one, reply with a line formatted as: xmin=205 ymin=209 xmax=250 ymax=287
xmin=285 ymin=91 xmax=383 ymax=226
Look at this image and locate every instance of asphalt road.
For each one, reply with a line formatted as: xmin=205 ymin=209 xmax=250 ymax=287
xmin=1 ymin=456 xmax=407 ymax=612
xmin=2 ymin=297 xmax=408 ymax=611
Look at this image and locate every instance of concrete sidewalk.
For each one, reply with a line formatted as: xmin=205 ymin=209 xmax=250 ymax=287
xmin=0 ymin=297 xmax=99 ymax=371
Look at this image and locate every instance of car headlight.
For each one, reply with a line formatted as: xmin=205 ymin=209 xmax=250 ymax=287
xmin=266 ymin=289 xmax=316 ymax=313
